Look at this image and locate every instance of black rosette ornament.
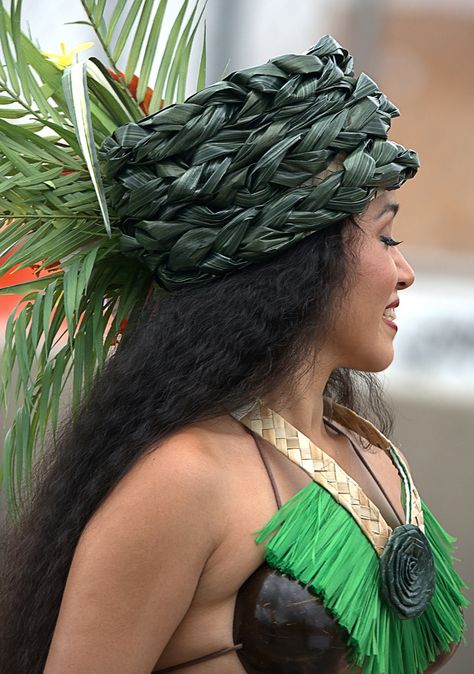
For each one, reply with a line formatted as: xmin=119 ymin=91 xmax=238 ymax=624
xmin=379 ymin=523 xmax=435 ymax=619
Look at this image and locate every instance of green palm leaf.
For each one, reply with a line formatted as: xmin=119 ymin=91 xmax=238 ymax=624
xmin=0 ymin=0 xmax=207 ymax=514
xmin=163 ymin=0 xmax=200 ymax=105
xmin=0 ymin=4 xmax=66 ymax=125
xmin=112 ymin=0 xmax=148 ymax=64
xmin=82 ymin=0 xmax=207 ymax=113
xmin=136 ymin=0 xmax=169 ymax=103
xmin=62 ymin=62 xmax=112 ymax=235
xmin=149 ymin=0 xmax=190 ymax=112
xmin=0 ymin=5 xmax=20 ymax=95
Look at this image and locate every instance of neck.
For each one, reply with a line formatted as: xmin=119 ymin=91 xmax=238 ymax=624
xmin=261 ymin=359 xmax=337 ymax=448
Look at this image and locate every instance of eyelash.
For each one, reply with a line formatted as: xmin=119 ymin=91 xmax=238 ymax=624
xmin=380 ymin=235 xmax=403 ymax=247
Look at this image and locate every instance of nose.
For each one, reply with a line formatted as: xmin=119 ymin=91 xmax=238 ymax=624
xmin=396 ymin=249 xmax=415 ymax=290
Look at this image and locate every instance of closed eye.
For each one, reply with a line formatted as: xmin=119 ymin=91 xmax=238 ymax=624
xmin=380 ymin=235 xmax=403 ymax=247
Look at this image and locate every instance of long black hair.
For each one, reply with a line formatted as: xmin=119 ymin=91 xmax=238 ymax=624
xmin=0 ymin=217 xmax=392 ymax=673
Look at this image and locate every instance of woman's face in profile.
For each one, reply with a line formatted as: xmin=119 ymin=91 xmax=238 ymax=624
xmin=327 ymin=190 xmax=416 ymax=373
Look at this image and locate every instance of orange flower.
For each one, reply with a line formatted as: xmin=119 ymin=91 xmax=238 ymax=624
xmin=107 ymin=69 xmax=163 ymax=115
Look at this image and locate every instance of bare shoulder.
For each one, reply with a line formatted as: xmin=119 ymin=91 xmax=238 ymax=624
xmin=86 ymin=421 xmax=232 ymax=548
xmin=44 ymin=419 xmax=240 ymax=673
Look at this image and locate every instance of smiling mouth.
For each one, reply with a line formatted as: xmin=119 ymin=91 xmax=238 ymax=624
xmin=382 ymin=307 xmax=397 ymax=321
xmin=382 ymin=307 xmax=398 ymax=332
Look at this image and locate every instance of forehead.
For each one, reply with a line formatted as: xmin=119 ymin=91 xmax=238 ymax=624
xmin=358 ymin=191 xmax=400 ymax=225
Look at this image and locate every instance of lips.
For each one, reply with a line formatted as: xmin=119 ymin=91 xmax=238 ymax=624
xmin=383 ymin=298 xmax=399 ymax=331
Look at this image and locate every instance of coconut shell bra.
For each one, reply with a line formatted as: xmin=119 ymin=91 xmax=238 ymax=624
xmin=154 ymin=402 xmax=468 ymax=674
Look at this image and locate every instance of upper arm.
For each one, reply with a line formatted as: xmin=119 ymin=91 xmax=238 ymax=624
xmin=43 ymin=433 xmax=222 ymax=674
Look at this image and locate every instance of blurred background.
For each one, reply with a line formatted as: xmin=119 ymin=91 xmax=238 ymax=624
xmin=1 ymin=1 xmax=473 ymax=671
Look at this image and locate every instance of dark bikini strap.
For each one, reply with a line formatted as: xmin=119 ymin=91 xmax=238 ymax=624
xmin=323 ymin=417 xmax=404 ymax=527
xmin=250 ymin=430 xmax=283 ymax=510
xmin=155 ymin=644 xmax=243 ymax=672
xmin=250 ymin=416 xmax=403 ymax=526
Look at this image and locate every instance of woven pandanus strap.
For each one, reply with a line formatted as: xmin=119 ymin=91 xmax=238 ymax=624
xmin=239 ymin=400 xmax=424 ymax=555
xmin=99 ymin=34 xmax=419 ymax=290
xmin=332 ymin=403 xmax=425 ymax=532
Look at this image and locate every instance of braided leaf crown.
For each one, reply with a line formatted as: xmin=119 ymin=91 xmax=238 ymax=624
xmin=100 ymin=35 xmax=419 ymax=290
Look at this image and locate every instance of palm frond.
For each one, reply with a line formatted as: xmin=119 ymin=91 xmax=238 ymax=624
xmin=149 ymin=0 xmax=190 ymax=112
xmin=0 ymin=3 xmax=67 ymax=126
xmin=62 ymin=62 xmax=112 ymax=235
xmin=163 ymin=0 xmax=201 ymax=105
xmin=0 ymin=0 xmax=208 ymax=514
xmin=136 ymin=0 xmax=168 ymax=103
xmin=196 ymin=21 xmax=207 ymax=91
xmin=0 ymin=5 xmax=20 ymax=96
xmin=82 ymin=0 xmax=207 ymax=113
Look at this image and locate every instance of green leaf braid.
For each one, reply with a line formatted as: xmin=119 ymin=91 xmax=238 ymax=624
xmin=99 ymin=35 xmax=420 ymax=291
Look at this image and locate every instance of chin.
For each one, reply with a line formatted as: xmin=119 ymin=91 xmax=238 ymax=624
xmin=347 ymin=347 xmax=395 ymax=373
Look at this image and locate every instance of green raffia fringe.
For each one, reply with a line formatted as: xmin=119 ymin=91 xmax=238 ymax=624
xmin=256 ymin=481 xmax=469 ymax=674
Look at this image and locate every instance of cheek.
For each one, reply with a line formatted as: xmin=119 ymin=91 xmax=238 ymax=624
xmin=338 ymin=252 xmax=397 ymax=329
xmin=358 ymin=249 xmax=398 ymax=301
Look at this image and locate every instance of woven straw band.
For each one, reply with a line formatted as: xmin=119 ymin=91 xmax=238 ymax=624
xmin=238 ymin=400 xmax=424 ymax=555
xmin=99 ymin=35 xmax=419 ymax=290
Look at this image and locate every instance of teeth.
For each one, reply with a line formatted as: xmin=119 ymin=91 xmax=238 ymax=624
xmin=383 ymin=307 xmax=396 ymax=320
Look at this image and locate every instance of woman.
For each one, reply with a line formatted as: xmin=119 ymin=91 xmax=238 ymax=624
xmin=0 ymin=35 xmax=467 ymax=674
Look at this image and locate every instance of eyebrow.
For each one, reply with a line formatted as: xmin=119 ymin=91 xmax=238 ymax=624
xmin=377 ymin=202 xmax=400 ymax=219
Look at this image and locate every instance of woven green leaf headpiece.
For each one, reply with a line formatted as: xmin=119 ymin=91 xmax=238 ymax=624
xmin=100 ymin=34 xmax=419 ymax=290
